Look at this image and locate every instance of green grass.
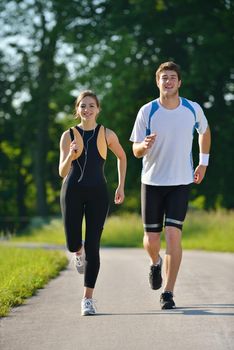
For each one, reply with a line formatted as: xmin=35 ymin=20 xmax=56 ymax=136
xmin=101 ymin=213 xmax=144 ymax=247
xmin=182 ymin=209 xmax=234 ymax=251
xmin=11 ymin=218 xmax=66 ymax=245
xmin=102 ymin=210 xmax=234 ymax=252
xmin=0 ymin=246 xmax=68 ymax=317
xmin=9 ymin=210 xmax=234 ymax=252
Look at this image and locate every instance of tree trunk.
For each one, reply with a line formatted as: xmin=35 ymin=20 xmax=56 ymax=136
xmin=33 ymin=9 xmax=58 ymax=216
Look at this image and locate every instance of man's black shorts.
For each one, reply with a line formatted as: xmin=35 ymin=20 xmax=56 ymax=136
xmin=141 ymin=184 xmax=191 ymax=232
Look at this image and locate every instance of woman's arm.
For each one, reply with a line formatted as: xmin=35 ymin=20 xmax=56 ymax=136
xmin=106 ymin=129 xmax=127 ymax=204
xmin=59 ymin=131 xmax=78 ymax=178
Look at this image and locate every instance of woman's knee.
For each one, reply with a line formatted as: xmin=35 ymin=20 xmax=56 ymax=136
xmin=66 ymin=239 xmax=82 ymax=253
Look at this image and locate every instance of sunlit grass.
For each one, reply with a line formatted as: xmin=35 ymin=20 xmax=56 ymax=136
xmin=9 ymin=210 xmax=234 ymax=252
xmin=182 ymin=209 xmax=234 ymax=251
xmin=102 ymin=213 xmax=144 ymax=247
xmin=102 ymin=210 xmax=234 ymax=252
xmin=0 ymin=246 xmax=68 ymax=317
xmin=11 ymin=218 xmax=66 ymax=245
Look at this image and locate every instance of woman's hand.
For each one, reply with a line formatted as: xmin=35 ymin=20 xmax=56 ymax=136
xmin=114 ymin=186 xmax=125 ymax=204
xmin=69 ymin=140 xmax=78 ymax=160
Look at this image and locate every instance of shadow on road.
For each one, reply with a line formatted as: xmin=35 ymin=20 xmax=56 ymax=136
xmin=94 ymin=304 xmax=234 ymax=317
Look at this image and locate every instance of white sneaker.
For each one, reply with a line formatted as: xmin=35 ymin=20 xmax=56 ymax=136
xmin=74 ymin=242 xmax=85 ymax=274
xmin=81 ymin=298 xmax=97 ymax=316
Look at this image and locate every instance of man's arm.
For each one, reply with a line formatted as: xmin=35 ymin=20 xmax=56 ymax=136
xmin=194 ymin=126 xmax=211 ymax=184
xmin=199 ymin=125 xmax=211 ymax=154
xmin=132 ymin=134 xmax=156 ymax=158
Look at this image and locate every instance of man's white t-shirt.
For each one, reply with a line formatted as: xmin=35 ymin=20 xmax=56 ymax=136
xmin=130 ymin=97 xmax=208 ymax=186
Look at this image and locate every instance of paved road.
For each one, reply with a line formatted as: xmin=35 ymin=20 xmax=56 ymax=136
xmin=1 ymin=249 xmax=234 ymax=350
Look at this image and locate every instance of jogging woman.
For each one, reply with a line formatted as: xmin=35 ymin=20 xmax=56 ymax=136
xmin=59 ymin=90 xmax=127 ymax=316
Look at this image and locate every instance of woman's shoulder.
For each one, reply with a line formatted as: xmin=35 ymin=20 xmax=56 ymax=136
xmin=102 ymin=127 xmax=119 ymax=146
xmin=60 ymin=129 xmax=70 ymax=141
xmin=60 ymin=127 xmax=78 ymax=143
xmin=101 ymin=125 xmax=115 ymax=135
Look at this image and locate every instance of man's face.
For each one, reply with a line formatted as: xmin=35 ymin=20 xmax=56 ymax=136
xmin=157 ymin=70 xmax=181 ymax=97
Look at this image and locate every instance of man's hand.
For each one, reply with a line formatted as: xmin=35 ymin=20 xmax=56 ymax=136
xmin=194 ymin=165 xmax=207 ymax=184
xmin=143 ymin=133 xmax=156 ymax=150
xmin=133 ymin=133 xmax=156 ymax=158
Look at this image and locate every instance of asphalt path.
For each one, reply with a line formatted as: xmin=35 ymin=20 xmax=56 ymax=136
xmin=1 ymin=248 xmax=234 ymax=350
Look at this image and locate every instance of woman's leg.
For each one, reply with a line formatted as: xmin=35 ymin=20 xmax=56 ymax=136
xmin=83 ymin=185 xmax=109 ymax=299
xmin=60 ymin=183 xmax=84 ymax=252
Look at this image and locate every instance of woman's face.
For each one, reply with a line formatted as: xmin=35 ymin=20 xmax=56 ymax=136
xmin=77 ymin=96 xmax=100 ymax=121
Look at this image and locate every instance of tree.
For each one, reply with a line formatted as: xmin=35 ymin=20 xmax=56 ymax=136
xmin=0 ymin=0 xmax=107 ymax=222
xmin=0 ymin=0 xmax=233 ymax=230
xmin=79 ymin=0 xmax=234 ymax=209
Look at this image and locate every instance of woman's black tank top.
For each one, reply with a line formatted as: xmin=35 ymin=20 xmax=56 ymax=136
xmin=68 ymin=124 xmax=107 ymax=186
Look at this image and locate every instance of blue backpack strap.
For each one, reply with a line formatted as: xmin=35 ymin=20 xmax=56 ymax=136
xmin=181 ymin=97 xmax=198 ymax=129
xmin=146 ymin=100 xmax=159 ymax=136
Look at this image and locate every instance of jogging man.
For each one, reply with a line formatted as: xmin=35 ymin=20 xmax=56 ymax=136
xmin=130 ymin=61 xmax=211 ymax=309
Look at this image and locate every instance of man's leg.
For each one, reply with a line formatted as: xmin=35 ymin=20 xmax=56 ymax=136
xmin=141 ymin=184 xmax=164 ymax=290
xmin=143 ymin=231 xmax=161 ymax=265
xmin=160 ymin=184 xmax=190 ymax=309
xmin=141 ymin=183 xmax=163 ymax=265
xmin=144 ymin=231 xmax=163 ymax=290
xmin=164 ymin=226 xmax=182 ymax=292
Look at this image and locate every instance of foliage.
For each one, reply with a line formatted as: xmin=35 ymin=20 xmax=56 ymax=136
xmin=0 ymin=0 xmax=234 ymax=227
xmin=0 ymin=246 xmax=68 ymax=317
xmin=82 ymin=0 xmax=234 ymax=209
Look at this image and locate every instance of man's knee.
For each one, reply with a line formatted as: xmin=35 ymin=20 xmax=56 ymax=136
xmin=144 ymin=232 xmax=161 ymax=245
xmin=165 ymin=226 xmax=181 ymax=245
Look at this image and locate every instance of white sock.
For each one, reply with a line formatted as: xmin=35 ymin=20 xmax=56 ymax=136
xmin=154 ymin=256 xmax=161 ymax=266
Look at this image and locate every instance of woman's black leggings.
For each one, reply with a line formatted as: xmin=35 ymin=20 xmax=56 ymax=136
xmin=60 ymin=182 xmax=109 ymax=288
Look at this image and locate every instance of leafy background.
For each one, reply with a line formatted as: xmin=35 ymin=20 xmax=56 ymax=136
xmin=0 ymin=0 xmax=233 ymax=233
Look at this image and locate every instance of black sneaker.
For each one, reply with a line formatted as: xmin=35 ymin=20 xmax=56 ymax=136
xmin=160 ymin=291 xmax=176 ymax=309
xmin=149 ymin=256 xmax=162 ymax=290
